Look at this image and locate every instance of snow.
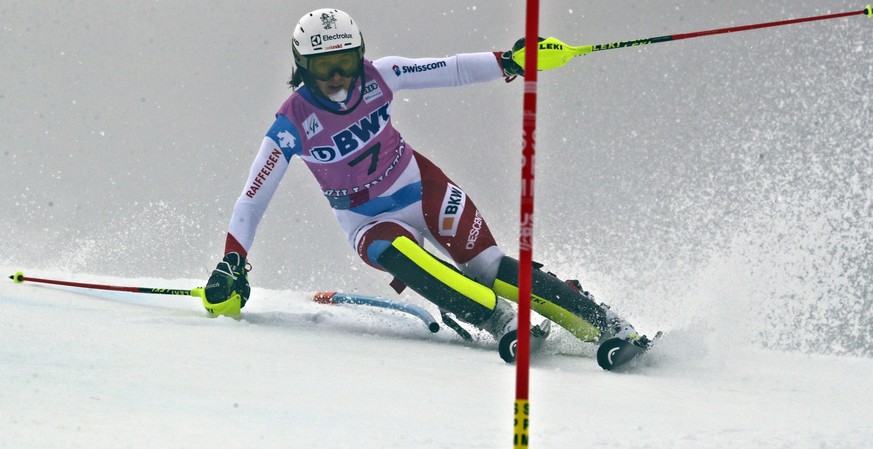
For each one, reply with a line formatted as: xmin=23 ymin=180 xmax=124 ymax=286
xmin=2 ymin=269 xmax=872 ymax=449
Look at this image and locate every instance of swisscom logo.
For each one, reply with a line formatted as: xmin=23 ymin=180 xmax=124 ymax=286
xmin=393 ymin=61 xmax=447 ymax=76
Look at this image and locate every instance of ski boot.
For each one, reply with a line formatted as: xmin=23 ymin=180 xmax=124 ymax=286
xmin=596 ymin=301 xmax=659 ymax=370
xmin=500 ymin=320 xmax=552 ymax=363
xmin=565 ymin=280 xmax=657 ymax=370
xmin=565 ymin=280 xmax=639 ymax=343
xmin=481 ymin=299 xmax=551 ymax=363
xmin=598 ymin=301 xmax=641 ymax=344
xmin=481 ymin=299 xmax=518 ymax=361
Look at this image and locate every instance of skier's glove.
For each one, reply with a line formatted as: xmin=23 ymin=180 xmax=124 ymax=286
xmin=499 ymin=37 xmax=545 ymax=80
xmin=203 ymin=252 xmax=250 ymax=316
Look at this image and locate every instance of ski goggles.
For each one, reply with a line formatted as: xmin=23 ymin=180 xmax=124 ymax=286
xmin=306 ymin=50 xmax=362 ymax=81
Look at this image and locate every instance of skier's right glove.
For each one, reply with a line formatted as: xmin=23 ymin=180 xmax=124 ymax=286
xmin=203 ymin=252 xmax=250 ymax=316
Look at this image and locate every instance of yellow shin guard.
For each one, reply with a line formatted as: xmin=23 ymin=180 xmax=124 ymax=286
xmin=376 ymin=236 xmax=497 ymax=324
xmin=492 ymin=256 xmax=604 ymax=342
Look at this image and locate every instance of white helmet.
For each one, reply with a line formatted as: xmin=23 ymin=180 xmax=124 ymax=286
xmin=292 ymin=9 xmax=365 ymax=74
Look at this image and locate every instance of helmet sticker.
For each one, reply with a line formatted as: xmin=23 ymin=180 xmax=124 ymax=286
xmin=320 ymin=12 xmax=337 ymax=30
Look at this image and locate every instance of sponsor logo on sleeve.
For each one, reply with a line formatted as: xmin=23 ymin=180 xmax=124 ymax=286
xmin=246 ymin=148 xmax=284 ymax=199
xmin=401 ymin=61 xmax=447 ymax=74
xmin=267 ymin=116 xmax=300 ymax=162
xmin=393 ymin=61 xmax=448 ymax=77
xmin=277 ymin=131 xmax=296 ymax=149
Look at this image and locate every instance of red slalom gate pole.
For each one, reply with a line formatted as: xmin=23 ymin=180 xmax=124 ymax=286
xmin=514 ymin=0 xmax=539 ymax=447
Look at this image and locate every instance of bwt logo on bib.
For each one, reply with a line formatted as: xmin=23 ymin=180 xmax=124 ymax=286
xmin=310 ymin=103 xmax=391 ymax=162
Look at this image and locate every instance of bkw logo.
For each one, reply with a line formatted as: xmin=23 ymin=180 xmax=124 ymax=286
xmin=310 ymin=103 xmax=391 ymax=162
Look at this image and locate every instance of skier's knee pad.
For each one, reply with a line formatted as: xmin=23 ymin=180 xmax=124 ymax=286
xmin=376 ymin=236 xmax=497 ymax=324
xmin=492 ymin=256 xmax=604 ymax=342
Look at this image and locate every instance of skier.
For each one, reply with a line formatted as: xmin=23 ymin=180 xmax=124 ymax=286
xmin=203 ymin=8 xmax=648 ymax=362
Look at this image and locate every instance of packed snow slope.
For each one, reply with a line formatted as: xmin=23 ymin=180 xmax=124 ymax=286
xmin=2 ymin=0 xmax=872 ymax=447
xmin=2 ymin=269 xmax=872 ymax=449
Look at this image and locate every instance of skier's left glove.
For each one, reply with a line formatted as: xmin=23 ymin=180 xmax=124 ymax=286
xmin=202 ymin=252 xmax=250 ymax=316
xmin=498 ymin=37 xmax=544 ymax=80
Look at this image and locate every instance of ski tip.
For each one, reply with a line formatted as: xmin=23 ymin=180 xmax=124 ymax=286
xmin=597 ymin=338 xmax=623 ymax=370
xmin=596 ymin=337 xmax=648 ymax=371
xmin=11 ymin=272 xmax=25 ymax=283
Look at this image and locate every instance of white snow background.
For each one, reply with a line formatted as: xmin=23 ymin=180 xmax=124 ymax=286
xmin=2 ymin=1 xmax=872 ymax=448
xmin=2 ymin=269 xmax=872 ymax=449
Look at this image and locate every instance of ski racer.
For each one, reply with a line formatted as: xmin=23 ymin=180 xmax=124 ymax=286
xmin=203 ymin=8 xmax=649 ymax=362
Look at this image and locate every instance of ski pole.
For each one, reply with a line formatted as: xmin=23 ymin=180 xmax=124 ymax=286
xmin=9 ymin=271 xmax=205 ymax=299
xmin=513 ymin=6 xmax=873 ymax=71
